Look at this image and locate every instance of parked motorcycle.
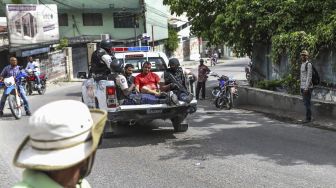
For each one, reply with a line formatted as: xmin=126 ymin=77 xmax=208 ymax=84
xmin=26 ymin=68 xmax=47 ymax=95
xmin=210 ymin=72 xmax=238 ymax=110
xmin=0 ymin=72 xmax=26 ymax=119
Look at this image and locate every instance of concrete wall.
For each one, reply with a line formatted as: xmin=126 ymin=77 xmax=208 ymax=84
xmin=145 ymin=0 xmax=169 ymax=41
xmin=253 ymin=45 xmax=336 ymax=85
xmin=237 ymin=86 xmax=336 ymax=120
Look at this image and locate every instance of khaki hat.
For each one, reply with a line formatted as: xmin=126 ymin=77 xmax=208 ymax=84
xmin=300 ymin=50 xmax=309 ymax=56
xmin=13 ymin=100 xmax=107 ymax=171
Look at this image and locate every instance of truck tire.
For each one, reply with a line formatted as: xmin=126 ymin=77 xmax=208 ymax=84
xmin=171 ymin=115 xmax=188 ymax=132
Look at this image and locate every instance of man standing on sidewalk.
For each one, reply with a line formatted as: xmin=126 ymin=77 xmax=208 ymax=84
xmin=196 ymin=59 xmax=210 ymax=100
xmin=300 ymin=50 xmax=313 ymax=123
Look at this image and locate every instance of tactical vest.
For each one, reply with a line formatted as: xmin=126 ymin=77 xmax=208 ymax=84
xmin=90 ymin=48 xmax=111 ymax=75
xmin=164 ymin=67 xmax=186 ymax=91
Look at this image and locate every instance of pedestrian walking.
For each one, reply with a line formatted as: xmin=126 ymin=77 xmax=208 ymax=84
xmin=300 ymin=50 xmax=313 ymax=123
xmin=196 ymin=59 xmax=210 ymax=100
xmin=12 ymin=100 xmax=107 ymax=188
xmin=218 ymin=48 xmax=222 ymax=59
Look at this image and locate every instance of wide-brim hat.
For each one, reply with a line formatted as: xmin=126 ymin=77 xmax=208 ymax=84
xmin=13 ymin=100 xmax=107 ymax=171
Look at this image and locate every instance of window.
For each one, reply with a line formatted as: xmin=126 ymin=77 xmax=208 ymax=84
xmin=82 ymin=13 xmax=103 ymax=26
xmin=118 ymin=57 xmax=167 ymax=73
xmin=113 ymin=13 xmax=138 ymax=28
xmin=58 ymin=13 xmax=68 ymax=26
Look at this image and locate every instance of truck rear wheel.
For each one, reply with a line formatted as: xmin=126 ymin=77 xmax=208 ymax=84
xmin=171 ymin=115 xmax=188 ymax=132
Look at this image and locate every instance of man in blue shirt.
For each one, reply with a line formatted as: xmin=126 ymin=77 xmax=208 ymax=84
xmin=0 ymin=57 xmax=31 ymax=116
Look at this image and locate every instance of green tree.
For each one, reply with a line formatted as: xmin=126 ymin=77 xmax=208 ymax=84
xmin=11 ymin=0 xmax=22 ymax=4
xmin=164 ymin=26 xmax=179 ymax=57
xmin=164 ymin=0 xmax=336 ymax=93
xmin=56 ymin=38 xmax=69 ymax=50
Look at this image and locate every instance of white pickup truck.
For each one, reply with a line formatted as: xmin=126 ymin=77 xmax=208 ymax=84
xmin=81 ymin=46 xmax=197 ymax=132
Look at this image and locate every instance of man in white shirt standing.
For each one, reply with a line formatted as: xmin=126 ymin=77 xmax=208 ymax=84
xmin=25 ymin=56 xmax=41 ymax=88
xmin=300 ymin=50 xmax=313 ymax=123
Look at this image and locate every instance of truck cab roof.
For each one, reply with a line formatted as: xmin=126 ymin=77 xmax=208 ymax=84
xmin=112 ymin=46 xmax=169 ymax=75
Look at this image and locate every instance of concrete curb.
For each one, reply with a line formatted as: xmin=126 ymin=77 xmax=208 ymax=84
xmin=236 ymin=85 xmax=336 ymax=131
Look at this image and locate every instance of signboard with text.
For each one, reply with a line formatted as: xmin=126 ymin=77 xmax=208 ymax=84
xmin=6 ymin=4 xmax=59 ymax=48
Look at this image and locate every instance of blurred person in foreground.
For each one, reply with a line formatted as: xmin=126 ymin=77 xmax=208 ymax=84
xmin=12 ymin=100 xmax=107 ymax=188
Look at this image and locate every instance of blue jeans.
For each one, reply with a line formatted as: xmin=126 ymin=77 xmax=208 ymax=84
xmin=0 ymin=85 xmax=30 ymax=112
xmin=34 ymin=72 xmax=41 ymax=85
xmin=301 ymin=88 xmax=312 ymax=121
xmin=122 ymin=93 xmax=165 ymax=105
xmin=175 ymin=91 xmax=192 ymax=103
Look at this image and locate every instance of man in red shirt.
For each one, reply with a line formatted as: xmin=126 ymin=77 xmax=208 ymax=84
xmin=135 ymin=61 xmax=161 ymax=96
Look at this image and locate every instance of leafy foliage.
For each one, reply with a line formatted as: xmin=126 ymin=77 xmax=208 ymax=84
xmin=56 ymin=38 xmax=69 ymax=50
xmin=164 ymin=0 xmax=336 ymax=93
xmin=256 ymin=79 xmax=283 ymax=91
xmin=11 ymin=0 xmax=22 ymax=4
xmin=164 ymin=26 xmax=179 ymax=57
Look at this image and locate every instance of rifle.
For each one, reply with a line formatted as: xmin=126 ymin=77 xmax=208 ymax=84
xmin=166 ymin=71 xmax=189 ymax=94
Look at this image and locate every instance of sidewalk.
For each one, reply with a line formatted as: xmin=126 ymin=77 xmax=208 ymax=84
xmin=181 ymin=59 xmax=226 ymax=68
xmin=236 ymin=86 xmax=336 ymax=132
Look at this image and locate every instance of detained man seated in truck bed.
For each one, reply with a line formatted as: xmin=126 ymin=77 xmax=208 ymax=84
xmin=116 ymin=61 xmax=178 ymax=105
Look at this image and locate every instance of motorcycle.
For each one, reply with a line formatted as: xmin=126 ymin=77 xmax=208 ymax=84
xmin=210 ymin=72 xmax=238 ymax=110
xmin=0 ymin=72 xmax=26 ymax=119
xmin=26 ymin=68 xmax=47 ymax=95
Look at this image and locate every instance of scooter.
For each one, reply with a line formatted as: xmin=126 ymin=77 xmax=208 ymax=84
xmin=26 ymin=68 xmax=47 ymax=95
xmin=210 ymin=72 xmax=238 ymax=110
xmin=0 ymin=72 xmax=26 ymax=119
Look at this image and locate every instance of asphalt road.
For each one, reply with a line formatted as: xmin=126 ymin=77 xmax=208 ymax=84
xmin=1 ymin=59 xmax=336 ymax=188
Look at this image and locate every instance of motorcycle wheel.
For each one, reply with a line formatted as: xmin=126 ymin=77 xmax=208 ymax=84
xmin=38 ymin=83 xmax=46 ymax=95
xmin=215 ymin=96 xmax=226 ymax=109
xmin=225 ymin=91 xmax=233 ymax=110
xmin=8 ymin=95 xmax=22 ymax=119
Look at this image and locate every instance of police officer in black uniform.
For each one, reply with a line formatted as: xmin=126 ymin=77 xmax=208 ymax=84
xmin=89 ymin=39 xmax=114 ymax=78
xmin=160 ymin=58 xmax=195 ymax=103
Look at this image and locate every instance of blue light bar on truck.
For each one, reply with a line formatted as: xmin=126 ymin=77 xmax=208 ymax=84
xmin=111 ymin=46 xmax=151 ymax=52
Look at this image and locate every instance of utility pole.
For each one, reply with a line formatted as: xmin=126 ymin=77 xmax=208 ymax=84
xmin=134 ymin=15 xmax=137 ymax=46
xmin=151 ymin=25 xmax=154 ymax=51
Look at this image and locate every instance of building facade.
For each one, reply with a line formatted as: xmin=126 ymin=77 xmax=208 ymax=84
xmin=0 ymin=0 xmax=169 ymax=76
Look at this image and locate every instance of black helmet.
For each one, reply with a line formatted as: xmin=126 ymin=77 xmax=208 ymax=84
xmin=100 ymin=39 xmax=113 ymax=51
xmin=110 ymin=58 xmax=124 ymax=73
xmin=168 ymin=58 xmax=180 ymax=67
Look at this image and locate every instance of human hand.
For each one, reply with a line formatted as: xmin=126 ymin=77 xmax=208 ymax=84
xmin=170 ymin=83 xmax=178 ymax=90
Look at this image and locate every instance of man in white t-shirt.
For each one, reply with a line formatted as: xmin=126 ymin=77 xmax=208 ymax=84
xmin=25 ymin=56 xmax=41 ymax=87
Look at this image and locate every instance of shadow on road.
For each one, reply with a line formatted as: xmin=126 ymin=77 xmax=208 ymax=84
xmin=100 ymin=121 xmax=177 ymax=149
xmin=65 ymin=91 xmax=82 ymax=97
xmin=156 ymin=100 xmax=336 ymax=167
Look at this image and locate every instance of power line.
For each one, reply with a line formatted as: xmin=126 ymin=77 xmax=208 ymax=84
xmin=38 ymin=0 xmax=58 ymax=14
xmin=50 ymin=0 xmax=80 ymax=10
xmin=146 ymin=4 xmax=170 ymax=17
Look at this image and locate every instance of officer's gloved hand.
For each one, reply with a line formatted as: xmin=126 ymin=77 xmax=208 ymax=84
xmin=170 ymin=83 xmax=178 ymax=90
